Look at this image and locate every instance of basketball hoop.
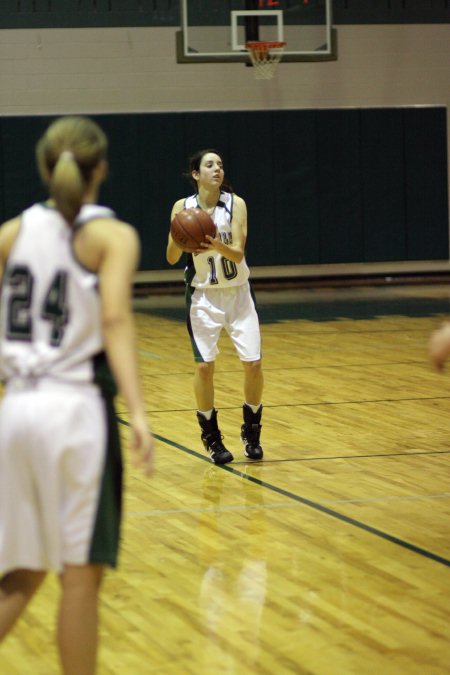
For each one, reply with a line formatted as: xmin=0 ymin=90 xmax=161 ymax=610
xmin=245 ymin=41 xmax=286 ymax=80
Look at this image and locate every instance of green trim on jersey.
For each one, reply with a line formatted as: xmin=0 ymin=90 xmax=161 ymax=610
xmin=88 ymin=393 xmax=123 ymax=568
xmin=183 ymin=255 xmax=195 ymax=287
xmin=40 ymin=200 xmax=56 ymax=210
xmin=185 ymin=283 xmax=204 ymax=363
xmin=93 ymin=351 xmax=117 ymax=398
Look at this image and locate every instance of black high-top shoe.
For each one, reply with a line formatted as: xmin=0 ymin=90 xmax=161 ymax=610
xmin=197 ymin=409 xmax=234 ymax=465
xmin=241 ymin=403 xmax=263 ymax=460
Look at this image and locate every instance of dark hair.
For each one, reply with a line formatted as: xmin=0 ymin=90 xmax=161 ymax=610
xmin=187 ymin=148 xmax=233 ymax=193
xmin=36 ymin=116 xmax=108 ymax=224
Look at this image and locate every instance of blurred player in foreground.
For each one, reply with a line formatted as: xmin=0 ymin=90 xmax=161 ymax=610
xmin=0 ymin=116 xmax=154 ymax=675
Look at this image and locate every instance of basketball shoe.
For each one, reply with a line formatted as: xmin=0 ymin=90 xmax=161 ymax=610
xmin=197 ymin=409 xmax=234 ymax=465
xmin=241 ymin=403 xmax=264 ymax=460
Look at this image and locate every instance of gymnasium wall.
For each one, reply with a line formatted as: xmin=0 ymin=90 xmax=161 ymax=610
xmin=0 ymin=5 xmax=449 ymax=273
xmin=0 ymin=107 xmax=447 ymax=272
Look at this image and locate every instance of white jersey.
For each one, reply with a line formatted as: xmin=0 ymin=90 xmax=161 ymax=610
xmin=184 ymin=191 xmax=250 ymax=289
xmin=0 ymin=202 xmax=114 ymax=384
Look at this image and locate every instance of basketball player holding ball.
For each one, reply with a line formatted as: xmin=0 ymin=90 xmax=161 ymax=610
xmin=166 ymin=149 xmax=264 ymax=465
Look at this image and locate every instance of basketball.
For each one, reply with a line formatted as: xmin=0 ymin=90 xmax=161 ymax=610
xmin=170 ymin=208 xmax=216 ymax=253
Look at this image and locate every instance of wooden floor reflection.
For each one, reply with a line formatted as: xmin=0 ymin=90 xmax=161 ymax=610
xmin=2 ymin=283 xmax=450 ymax=674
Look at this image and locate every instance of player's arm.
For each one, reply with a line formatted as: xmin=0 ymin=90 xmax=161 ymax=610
xmin=201 ymin=194 xmax=247 ymax=264
xmin=166 ymin=199 xmax=185 ymax=265
xmin=0 ymin=217 xmax=21 ymax=282
xmin=94 ymin=220 xmax=155 ymax=475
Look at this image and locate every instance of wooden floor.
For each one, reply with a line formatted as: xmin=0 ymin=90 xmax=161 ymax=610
xmin=2 ymin=282 xmax=450 ymax=674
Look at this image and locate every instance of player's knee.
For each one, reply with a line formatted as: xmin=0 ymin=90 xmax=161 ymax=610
xmin=196 ymin=361 xmax=214 ymax=382
xmin=243 ymin=359 xmax=262 ymax=375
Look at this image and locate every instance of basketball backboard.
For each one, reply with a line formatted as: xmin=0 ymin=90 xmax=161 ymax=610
xmin=176 ymin=0 xmax=337 ymax=64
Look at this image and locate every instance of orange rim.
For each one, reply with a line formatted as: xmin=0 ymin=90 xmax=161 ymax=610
xmin=246 ymin=41 xmax=286 ymax=54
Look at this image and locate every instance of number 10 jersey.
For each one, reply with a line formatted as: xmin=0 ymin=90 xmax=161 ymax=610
xmin=184 ymin=191 xmax=250 ymax=289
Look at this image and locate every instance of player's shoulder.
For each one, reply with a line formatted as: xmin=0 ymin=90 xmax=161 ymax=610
xmin=173 ymin=197 xmax=186 ymax=206
xmin=0 ymin=216 xmax=22 ymax=242
xmin=92 ymin=215 xmax=136 ymax=235
xmin=0 ymin=215 xmax=21 ymax=233
xmin=81 ymin=218 xmax=141 ymax=271
xmin=231 ymin=192 xmax=245 ymax=205
xmin=231 ymin=193 xmax=247 ymax=212
xmin=82 ymin=217 xmax=139 ymax=254
xmin=171 ymin=197 xmax=187 ymax=217
xmin=0 ymin=216 xmax=22 ymax=268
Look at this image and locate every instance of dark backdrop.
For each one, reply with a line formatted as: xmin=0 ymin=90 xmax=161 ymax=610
xmin=0 ymin=107 xmax=447 ymax=271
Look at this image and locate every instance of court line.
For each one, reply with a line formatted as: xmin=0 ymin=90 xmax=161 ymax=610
xmin=128 ymin=502 xmax=296 ymax=517
xmin=138 ymin=349 xmax=162 ymax=359
xmin=234 ymin=468 xmax=450 ymax=568
xmin=260 ymin=360 xmax=428 ymax=369
xmin=249 ymin=449 xmax=450 ymax=462
xmin=118 ymin=419 xmax=450 ymax=569
xmin=128 ymin=492 xmax=450 ymax=517
xmin=116 ymin=395 xmax=450 ymax=417
xmin=265 ymin=395 xmax=450 ymax=408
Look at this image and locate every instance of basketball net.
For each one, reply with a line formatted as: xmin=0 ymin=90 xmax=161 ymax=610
xmin=245 ymin=41 xmax=286 ymax=80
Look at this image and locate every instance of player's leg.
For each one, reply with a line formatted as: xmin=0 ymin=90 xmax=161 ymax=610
xmin=194 ymin=360 xmax=215 ymax=411
xmin=195 ymin=362 xmax=234 ymax=465
xmin=55 ymin=391 xmax=116 ymax=673
xmin=188 ymin=289 xmax=233 ymax=464
xmin=226 ymin=284 xmax=264 ymax=460
xmin=243 ymin=358 xmax=264 ymax=407
xmin=241 ymin=359 xmax=264 ymax=460
xmin=57 ymin=563 xmax=104 ymax=675
xmin=0 ymin=569 xmax=46 ymax=639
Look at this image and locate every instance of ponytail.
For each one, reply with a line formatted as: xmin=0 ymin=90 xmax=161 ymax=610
xmin=36 ymin=116 xmax=108 ymax=226
xmin=49 ymin=151 xmax=84 ymax=224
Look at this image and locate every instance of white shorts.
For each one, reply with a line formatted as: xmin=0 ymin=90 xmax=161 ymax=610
xmin=186 ymin=282 xmax=262 ymax=363
xmin=0 ymin=383 xmax=121 ymax=574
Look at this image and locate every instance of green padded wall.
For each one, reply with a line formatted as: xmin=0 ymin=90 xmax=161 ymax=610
xmin=1 ymin=1 xmax=449 ymax=28
xmin=0 ymin=108 xmax=448 ymax=271
xmin=273 ymin=110 xmax=319 ymax=265
xmin=316 ymin=109 xmax=363 ymax=264
xmin=360 ymin=108 xmax=406 ymax=262
xmin=404 ymin=107 xmax=449 ymax=260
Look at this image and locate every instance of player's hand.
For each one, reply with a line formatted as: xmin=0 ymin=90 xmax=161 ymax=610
xmin=429 ymin=322 xmax=450 ymax=373
xmin=130 ymin=413 xmax=155 ymax=477
xmin=200 ymin=231 xmax=220 ymax=251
